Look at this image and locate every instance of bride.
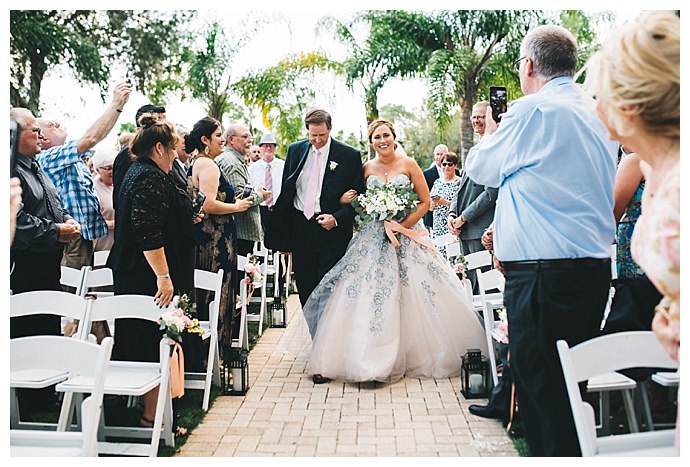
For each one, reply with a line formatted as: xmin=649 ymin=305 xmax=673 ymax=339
xmin=302 ymin=118 xmax=488 ymax=383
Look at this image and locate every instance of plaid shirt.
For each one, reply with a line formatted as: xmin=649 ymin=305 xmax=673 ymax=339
xmin=36 ymin=140 xmax=108 ymax=241
xmin=215 ymin=147 xmax=263 ymax=242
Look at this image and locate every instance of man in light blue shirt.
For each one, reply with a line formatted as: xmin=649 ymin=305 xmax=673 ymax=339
xmin=465 ymin=25 xmax=618 ymax=456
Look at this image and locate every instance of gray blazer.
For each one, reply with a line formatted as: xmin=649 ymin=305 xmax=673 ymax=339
xmin=449 ymin=171 xmax=498 ymax=240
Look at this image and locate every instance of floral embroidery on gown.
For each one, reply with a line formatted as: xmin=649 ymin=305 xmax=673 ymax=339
xmin=303 ymin=174 xmax=487 ymax=383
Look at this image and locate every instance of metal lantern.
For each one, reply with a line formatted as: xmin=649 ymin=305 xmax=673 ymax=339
xmin=461 ymin=348 xmax=491 ymax=399
xmin=270 ymin=298 xmax=287 ymax=328
xmin=222 ymin=348 xmax=249 ymax=396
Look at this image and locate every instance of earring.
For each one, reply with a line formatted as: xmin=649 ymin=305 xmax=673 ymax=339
xmin=204 ymin=146 xmax=210 ymax=156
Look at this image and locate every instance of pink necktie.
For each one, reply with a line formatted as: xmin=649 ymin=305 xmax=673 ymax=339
xmin=303 ymin=149 xmax=322 ymax=219
xmin=264 ymin=163 xmax=274 ymax=207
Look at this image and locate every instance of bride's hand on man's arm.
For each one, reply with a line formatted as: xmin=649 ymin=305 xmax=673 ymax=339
xmin=339 ymin=189 xmax=358 ymax=205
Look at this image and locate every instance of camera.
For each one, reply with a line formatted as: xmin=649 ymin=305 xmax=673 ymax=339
xmin=192 ymin=191 xmax=206 ymax=216
xmin=489 ymin=86 xmax=508 ymax=123
xmin=240 ymin=185 xmax=253 ymax=199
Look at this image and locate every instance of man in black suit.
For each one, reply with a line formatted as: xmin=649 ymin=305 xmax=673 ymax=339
xmin=422 ymin=144 xmax=447 ymax=230
xmin=265 ymin=109 xmax=364 ymax=344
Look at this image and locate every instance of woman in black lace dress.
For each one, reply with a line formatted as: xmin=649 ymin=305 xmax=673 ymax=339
xmin=107 ymin=113 xmax=197 ymax=428
xmin=184 ymin=117 xmax=252 ymax=357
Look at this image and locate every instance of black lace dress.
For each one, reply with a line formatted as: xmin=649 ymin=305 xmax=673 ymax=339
xmin=108 ymin=157 xmax=196 ymax=363
xmin=187 ymin=156 xmax=239 ymax=353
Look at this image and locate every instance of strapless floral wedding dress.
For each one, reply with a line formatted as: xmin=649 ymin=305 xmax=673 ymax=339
xmin=303 ymin=174 xmax=487 ymax=383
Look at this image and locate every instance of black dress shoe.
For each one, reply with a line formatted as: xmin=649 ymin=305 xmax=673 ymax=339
xmin=469 ymin=404 xmax=504 ymax=420
xmin=312 ymin=374 xmax=331 ymax=384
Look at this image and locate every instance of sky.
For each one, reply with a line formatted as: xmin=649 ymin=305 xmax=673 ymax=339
xmin=19 ymin=5 xmax=655 ymax=155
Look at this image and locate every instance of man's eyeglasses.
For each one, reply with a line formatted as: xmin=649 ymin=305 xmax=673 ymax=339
xmin=30 ymin=127 xmax=42 ymax=136
xmin=514 ymin=56 xmax=527 ymax=70
xmin=441 ymin=162 xmax=456 ymax=167
xmin=98 ymin=165 xmax=113 ymax=171
xmin=471 ymin=116 xmax=486 ymax=120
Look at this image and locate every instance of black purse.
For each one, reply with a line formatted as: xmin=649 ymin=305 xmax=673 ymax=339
xmin=603 ymin=274 xmax=662 ymax=334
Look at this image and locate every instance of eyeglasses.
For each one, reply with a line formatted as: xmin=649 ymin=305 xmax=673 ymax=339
xmin=441 ymin=162 xmax=456 ymax=167
xmin=471 ymin=115 xmax=486 ymax=120
xmin=98 ymin=165 xmax=113 ymax=171
xmin=514 ymin=56 xmax=527 ymax=70
xmin=30 ymin=127 xmax=42 ymax=136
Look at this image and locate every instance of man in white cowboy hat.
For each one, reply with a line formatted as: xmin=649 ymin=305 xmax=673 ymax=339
xmin=248 ymin=133 xmax=284 ymax=232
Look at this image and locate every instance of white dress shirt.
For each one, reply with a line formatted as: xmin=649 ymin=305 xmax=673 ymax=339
xmin=294 ymin=137 xmax=331 ymax=214
xmin=248 ymin=157 xmax=285 ymax=206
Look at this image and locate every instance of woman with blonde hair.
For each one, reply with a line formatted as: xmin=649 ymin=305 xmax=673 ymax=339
xmin=584 ymin=10 xmax=679 ymax=448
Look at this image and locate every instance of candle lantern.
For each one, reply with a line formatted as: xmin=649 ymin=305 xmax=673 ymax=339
xmin=461 ymin=348 xmax=491 ymax=399
xmin=222 ymin=348 xmax=249 ymax=396
xmin=270 ymin=298 xmax=287 ymax=328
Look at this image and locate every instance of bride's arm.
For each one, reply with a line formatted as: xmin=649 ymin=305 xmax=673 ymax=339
xmin=400 ymin=158 xmax=430 ymax=229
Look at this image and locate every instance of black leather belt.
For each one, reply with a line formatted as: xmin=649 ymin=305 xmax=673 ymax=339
xmin=501 ymin=258 xmax=610 ymax=271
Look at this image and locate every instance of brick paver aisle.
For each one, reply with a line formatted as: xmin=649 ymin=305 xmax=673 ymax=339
xmin=177 ymin=295 xmax=518 ymax=457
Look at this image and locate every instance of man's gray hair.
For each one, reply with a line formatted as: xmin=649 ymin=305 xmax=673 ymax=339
xmin=521 ymin=25 xmax=578 ymax=80
xmin=224 ymin=123 xmax=247 ymax=141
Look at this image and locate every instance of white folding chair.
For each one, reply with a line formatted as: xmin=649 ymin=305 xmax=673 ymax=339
xmin=233 ymin=255 xmax=250 ymax=351
xmin=10 ymin=335 xmax=114 ymax=457
xmin=187 ymin=268 xmax=224 ymax=411
xmin=476 ymin=268 xmax=505 ymax=386
xmin=248 ymin=242 xmax=277 ymax=335
xmin=464 ymin=250 xmax=496 ymax=308
xmin=60 ymin=295 xmax=175 ymax=457
xmin=557 ymin=331 xmax=677 ymax=456
xmin=10 ymin=290 xmax=94 ymax=431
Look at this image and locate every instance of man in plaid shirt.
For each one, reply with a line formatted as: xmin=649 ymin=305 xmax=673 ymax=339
xmin=36 ymin=80 xmax=132 ymax=269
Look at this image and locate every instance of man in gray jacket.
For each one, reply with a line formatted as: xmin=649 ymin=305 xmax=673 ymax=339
xmin=448 ymin=101 xmax=498 ymax=293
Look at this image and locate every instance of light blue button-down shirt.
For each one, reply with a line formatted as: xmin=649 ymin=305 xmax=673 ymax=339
xmin=465 ymin=76 xmax=618 ymax=262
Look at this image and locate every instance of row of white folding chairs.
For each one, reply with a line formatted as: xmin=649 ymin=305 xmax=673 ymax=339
xmin=61 ymin=258 xmax=223 ymax=413
xmin=10 ymin=291 xmax=175 ymax=456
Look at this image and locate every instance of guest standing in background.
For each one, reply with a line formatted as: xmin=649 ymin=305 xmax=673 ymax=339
xmin=185 ymin=117 xmax=252 ymax=352
xmin=107 ymin=113 xmax=197 ymax=430
xmin=91 ymin=148 xmax=117 ymax=252
xmin=429 ymin=152 xmax=460 ymax=258
xmin=613 ymin=149 xmax=645 ymax=278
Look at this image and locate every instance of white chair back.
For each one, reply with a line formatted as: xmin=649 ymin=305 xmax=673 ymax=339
xmin=189 ymin=268 xmax=224 ymax=411
xmin=465 ymin=250 xmax=492 ymax=270
xmin=10 ymin=290 xmax=92 ymax=340
xmin=93 ymin=250 xmax=110 ymax=268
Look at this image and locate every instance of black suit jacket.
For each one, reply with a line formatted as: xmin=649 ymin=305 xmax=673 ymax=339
xmin=265 ymin=138 xmax=364 ymax=252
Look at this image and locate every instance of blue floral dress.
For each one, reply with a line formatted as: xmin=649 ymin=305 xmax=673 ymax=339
xmin=616 ymin=181 xmax=645 ymax=278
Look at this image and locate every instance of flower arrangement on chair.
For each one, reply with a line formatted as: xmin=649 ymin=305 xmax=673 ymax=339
xmin=157 ymin=293 xmax=203 ymax=438
xmin=244 ymin=255 xmax=263 ymax=299
xmin=450 ymin=255 xmax=470 ymax=280
xmin=495 ymin=307 xmax=509 ymax=344
xmin=158 ymin=293 xmax=204 ymax=344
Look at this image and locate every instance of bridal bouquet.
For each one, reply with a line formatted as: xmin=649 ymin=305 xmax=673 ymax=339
xmin=352 ymin=182 xmax=419 ymax=229
xmin=158 ymin=293 xmax=204 ymax=344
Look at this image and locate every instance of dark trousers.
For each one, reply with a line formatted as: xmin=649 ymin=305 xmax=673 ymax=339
xmin=289 ymin=208 xmax=349 ymax=308
xmin=259 ymin=205 xmax=287 ymax=294
xmin=503 ymin=258 xmax=610 ymax=456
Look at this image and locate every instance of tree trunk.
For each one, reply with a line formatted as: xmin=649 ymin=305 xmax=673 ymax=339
xmin=459 ymin=82 xmax=478 ymax=167
xmin=364 ymin=88 xmax=379 ymax=160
